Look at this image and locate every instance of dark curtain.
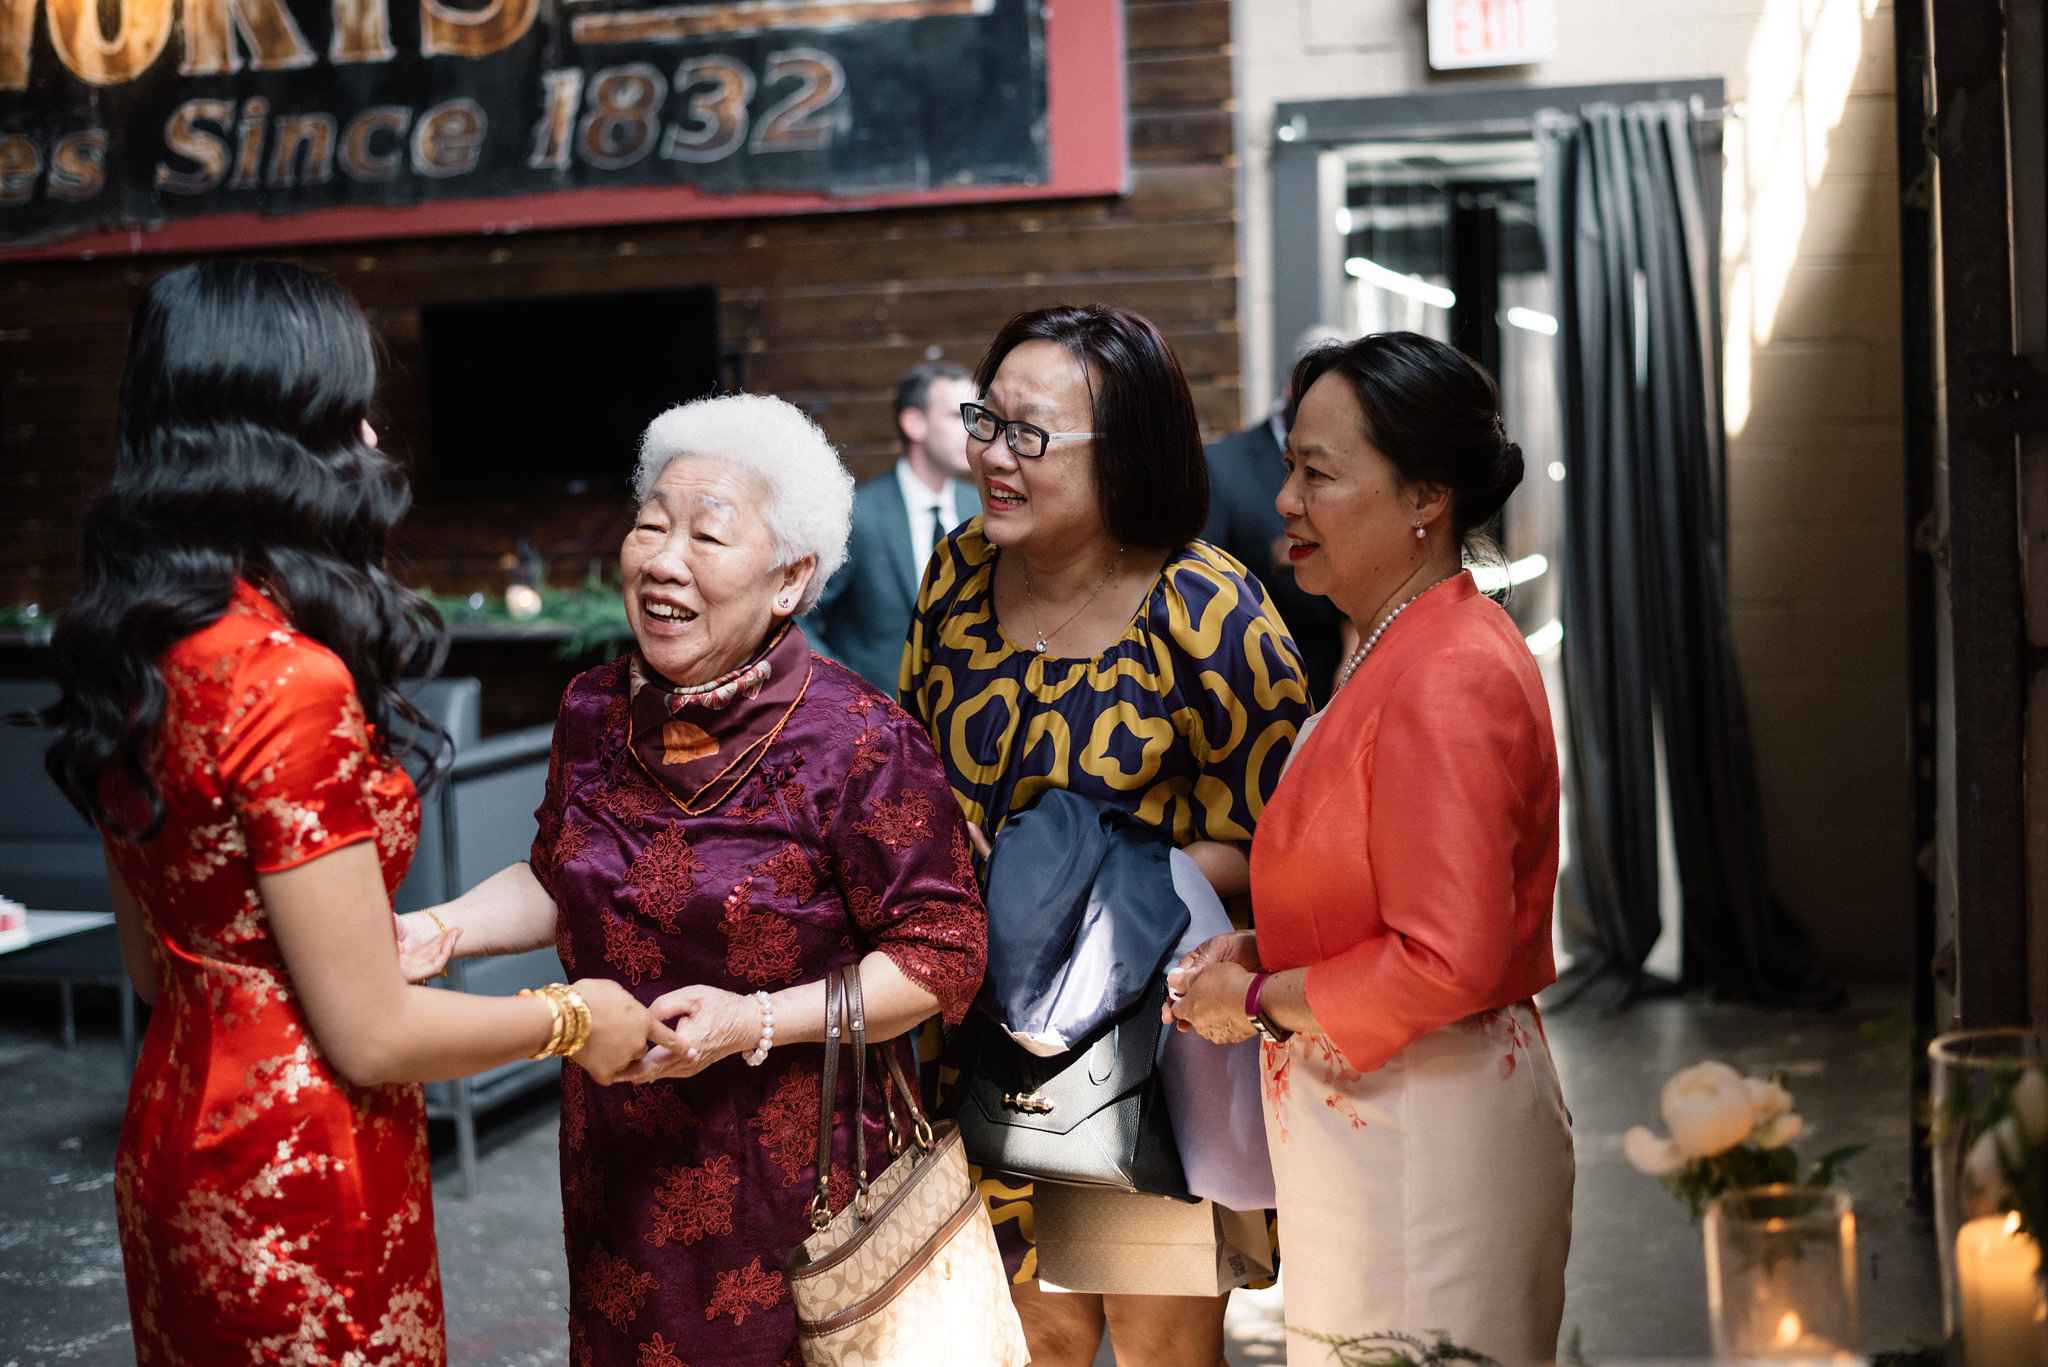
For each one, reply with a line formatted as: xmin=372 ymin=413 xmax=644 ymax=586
xmin=1535 ymin=101 xmax=1840 ymax=1009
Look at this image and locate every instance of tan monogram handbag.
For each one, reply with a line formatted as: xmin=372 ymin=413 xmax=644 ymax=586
xmin=785 ymin=965 xmax=1029 ymax=1366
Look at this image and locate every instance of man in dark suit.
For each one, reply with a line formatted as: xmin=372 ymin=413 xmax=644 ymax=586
xmin=806 ymin=361 xmax=981 ymax=691
xmin=1202 ymin=326 xmax=1352 ymax=701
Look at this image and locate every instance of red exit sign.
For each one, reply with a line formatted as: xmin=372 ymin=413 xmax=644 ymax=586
xmin=1427 ymin=0 xmax=1557 ymax=70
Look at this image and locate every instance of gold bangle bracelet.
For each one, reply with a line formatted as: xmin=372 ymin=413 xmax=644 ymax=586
xmin=559 ymin=986 xmax=593 ymax=1059
xmin=520 ymin=987 xmax=565 ymax=1059
xmin=420 ymin=909 xmax=453 ymax=980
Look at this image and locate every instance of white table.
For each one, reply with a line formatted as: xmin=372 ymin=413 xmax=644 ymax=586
xmin=0 ymin=909 xmax=137 ymax=1061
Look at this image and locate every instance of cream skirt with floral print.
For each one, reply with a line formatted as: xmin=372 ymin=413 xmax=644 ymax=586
xmin=1261 ymin=1001 xmax=1574 ymax=1366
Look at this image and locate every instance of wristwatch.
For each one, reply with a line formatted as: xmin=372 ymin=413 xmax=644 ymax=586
xmin=1243 ymin=971 xmax=1292 ymax=1044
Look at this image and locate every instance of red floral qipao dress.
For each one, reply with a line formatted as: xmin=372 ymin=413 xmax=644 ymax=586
xmin=106 ymin=581 xmax=445 ymax=1365
xmin=535 ymin=625 xmax=985 ymax=1367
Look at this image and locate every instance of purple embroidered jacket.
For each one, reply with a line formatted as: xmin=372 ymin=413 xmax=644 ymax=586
xmin=532 ymin=648 xmax=986 ymax=1367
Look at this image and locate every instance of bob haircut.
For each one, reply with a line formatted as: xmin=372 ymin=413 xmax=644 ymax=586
xmin=972 ymin=305 xmax=1208 ymax=550
xmin=633 ymin=393 xmax=854 ymax=615
xmin=46 ymin=259 xmax=446 ymax=839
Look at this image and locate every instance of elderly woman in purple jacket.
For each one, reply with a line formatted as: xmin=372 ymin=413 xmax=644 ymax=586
xmin=400 ymin=393 xmax=987 ymax=1367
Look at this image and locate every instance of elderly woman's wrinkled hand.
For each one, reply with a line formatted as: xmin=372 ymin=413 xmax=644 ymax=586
xmin=1167 ymin=958 xmax=1260 ymax=1046
xmin=622 ymin=985 xmax=762 ymax=1082
xmin=569 ymin=979 xmax=686 ymax=1085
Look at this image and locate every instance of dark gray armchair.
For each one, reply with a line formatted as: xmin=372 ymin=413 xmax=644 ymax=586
xmin=394 ymin=678 xmax=563 ymax=1197
xmin=0 ymin=679 xmax=112 ymax=912
xmin=0 ymin=679 xmax=134 ymax=1056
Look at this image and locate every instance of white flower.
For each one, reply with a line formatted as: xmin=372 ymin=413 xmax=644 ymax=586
xmin=2013 ymin=1069 xmax=2048 ymax=1144
xmin=1965 ymin=1124 xmax=2017 ymax=1211
xmin=1755 ymin=1112 xmax=1805 ymax=1148
xmin=1662 ymin=1061 xmax=1759 ymax=1159
xmin=1625 ymin=1125 xmax=1687 ymax=1176
xmin=1745 ymin=1076 xmax=1794 ymax=1123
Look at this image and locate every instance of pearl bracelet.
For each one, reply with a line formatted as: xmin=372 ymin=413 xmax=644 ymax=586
xmin=744 ymin=990 xmax=774 ymax=1067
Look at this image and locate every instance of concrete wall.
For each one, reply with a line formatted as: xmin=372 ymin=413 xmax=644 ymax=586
xmin=1235 ymin=0 xmax=1909 ymax=983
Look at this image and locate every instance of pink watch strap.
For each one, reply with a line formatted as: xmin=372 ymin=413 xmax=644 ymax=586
xmin=1244 ymin=971 xmax=1271 ymax=1023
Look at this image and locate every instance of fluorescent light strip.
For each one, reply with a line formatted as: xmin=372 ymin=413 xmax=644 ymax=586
xmin=1503 ymin=307 xmax=1560 ymax=335
xmin=1525 ymin=619 xmax=1563 ymax=657
xmin=1344 ymin=257 xmax=1457 ymax=309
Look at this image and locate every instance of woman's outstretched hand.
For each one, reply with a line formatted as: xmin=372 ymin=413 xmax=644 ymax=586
xmin=570 ymin=979 xmax=685 ymax=1084
xmin=620 ymin=985 xmax=763 ymax=1083
xmin=393 ymin=912 xmax=461 ymax=984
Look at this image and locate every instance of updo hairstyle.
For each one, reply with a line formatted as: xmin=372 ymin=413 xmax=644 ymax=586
xmin=1287 ymin=331 xmax=1524 ymax=544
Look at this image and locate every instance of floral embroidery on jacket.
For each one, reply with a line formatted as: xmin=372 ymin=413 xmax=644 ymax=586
xmin=752 ymin=843 xmax=820 ymax=903
xmin=703 ymin=1257 xmax=786 ymax=1326
xmin=850 ymin=791 xmax=934 ymax=849
xmin=748 ymin=1066 xmax=822 ymax=1186
xmin=646 ymin=1155 xmax=739 ymax=1248
xmin=584 ymin=1248 xmax=658 ymax=1330
xmin=721 ymin=877 xmax=803 ymax=986
xmin=617 ymin=1086 xmax=694 ymax=1137
xmin=602 ymin=909 xmax=666 ymax=986
xmin=628 ymin=826 xmax=707 ymax=932
xmin=637 ymin=1333 xmax=688 ymax=1367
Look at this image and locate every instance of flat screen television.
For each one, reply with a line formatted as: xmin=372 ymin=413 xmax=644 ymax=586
xmin=419 ymin=286 xmax=720 ymax=497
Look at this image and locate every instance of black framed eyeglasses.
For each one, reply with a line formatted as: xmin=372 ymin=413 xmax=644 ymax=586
xmin=959 ymin=401 xmax=1096 ymax=460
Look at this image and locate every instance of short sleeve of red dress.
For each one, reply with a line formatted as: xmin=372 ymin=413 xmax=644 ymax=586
xmin=219 ymin=638 xmax=394 ymax=875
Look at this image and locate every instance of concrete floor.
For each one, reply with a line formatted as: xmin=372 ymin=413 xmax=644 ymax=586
xmin=0 ymin=985 xmax=1940 ymax=1365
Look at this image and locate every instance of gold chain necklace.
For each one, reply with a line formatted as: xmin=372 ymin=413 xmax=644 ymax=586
xmin=1020 ymin=546 xmax=1124 ymax=654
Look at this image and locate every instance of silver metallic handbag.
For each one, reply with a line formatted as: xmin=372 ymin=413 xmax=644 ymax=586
xmin=785 ymin=965 xmax=1029 ymax=1366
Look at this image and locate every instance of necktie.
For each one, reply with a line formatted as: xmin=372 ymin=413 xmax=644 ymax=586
xmin=929 ymin=503 xmax=949 ymax=559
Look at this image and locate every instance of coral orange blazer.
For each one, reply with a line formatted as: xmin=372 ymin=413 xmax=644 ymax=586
xmin=1251 ymin=572 xmax=1560 ymax=1074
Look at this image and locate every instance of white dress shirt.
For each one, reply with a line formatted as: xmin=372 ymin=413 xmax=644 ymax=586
xmin=895 ymin=459 xmax=960 ymax=582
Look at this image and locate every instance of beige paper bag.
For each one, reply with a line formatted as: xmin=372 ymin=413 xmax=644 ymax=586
xmin=1033 ymin=1184 xmax=1274 ymax=1298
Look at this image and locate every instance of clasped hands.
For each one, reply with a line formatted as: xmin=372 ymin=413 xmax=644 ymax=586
xmin=392 ymin=911 xmax=723 ymax=1085
xmin=1163 ymin=929 xmax=1263 ymax=1046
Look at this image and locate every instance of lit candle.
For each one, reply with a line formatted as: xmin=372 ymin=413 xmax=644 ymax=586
xmin=1956 ymin=1212 xmax=2048 ymax=1366
xmin=1765 ymin=1310 xmax=1848 ymax=1360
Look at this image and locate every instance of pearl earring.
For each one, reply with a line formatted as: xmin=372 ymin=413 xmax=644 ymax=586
xmin=1413 ymin=525 xmax=1426 ymax=541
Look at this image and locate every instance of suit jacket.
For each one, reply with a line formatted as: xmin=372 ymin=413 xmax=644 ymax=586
xmin=1202 ymin=419 xmax=1345 ymax=700
xmin=806 ymin=470 xmax=979 ymax=692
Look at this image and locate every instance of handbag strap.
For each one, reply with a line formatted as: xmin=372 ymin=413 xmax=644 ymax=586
xmin=807 ymin=962 xmax=939 ymax=1231
xmin=842 ymin=964 xmax=870 ymax=1201
xmin=810 ymin=969 xmax=847 ymax=1229
xmin=881 ymin=1038 xmax=936 ymax=1151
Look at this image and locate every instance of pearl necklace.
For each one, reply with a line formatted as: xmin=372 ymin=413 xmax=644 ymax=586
xmin=1334 ymin=574 xmax=1457 ymax=694
xmin=1021 ymin=547 xmax=1124 ymax=654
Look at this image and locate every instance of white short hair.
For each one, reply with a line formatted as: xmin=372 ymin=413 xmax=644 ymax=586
xmin=634 ymin=394 xmax=854 ymax=614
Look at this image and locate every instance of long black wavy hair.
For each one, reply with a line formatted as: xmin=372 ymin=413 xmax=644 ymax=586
xmin=46 ymin=258 xmax=447 ymax=840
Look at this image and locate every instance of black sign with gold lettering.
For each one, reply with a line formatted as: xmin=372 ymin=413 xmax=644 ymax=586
xmin=0 ymin=0 xmax=1051 ymax=248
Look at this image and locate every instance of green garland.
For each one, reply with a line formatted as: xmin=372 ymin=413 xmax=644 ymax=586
xmin=0 ymin=603 xmax=51 ymax=632
xmin=420 ymin=573 xmax=633 ymax=660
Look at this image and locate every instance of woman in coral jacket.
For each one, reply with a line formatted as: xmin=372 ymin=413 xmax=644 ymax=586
xmin=1168 ymin=332 xmax=1574 ymax=1366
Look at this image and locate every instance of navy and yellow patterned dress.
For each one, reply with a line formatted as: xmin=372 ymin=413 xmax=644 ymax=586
xmin=897 ymin=518 xmax=1313 ymax=1283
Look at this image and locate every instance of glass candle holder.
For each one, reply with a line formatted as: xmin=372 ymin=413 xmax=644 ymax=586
xmin=1703 ymin=1185 xmax=1859 ymax=1359
xmin=1930 ymin=1027 xmax=2047 ymax=1357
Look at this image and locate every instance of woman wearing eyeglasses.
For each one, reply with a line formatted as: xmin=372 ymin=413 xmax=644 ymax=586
xmin=897 ymin=305 xmax=1313 ymax=1367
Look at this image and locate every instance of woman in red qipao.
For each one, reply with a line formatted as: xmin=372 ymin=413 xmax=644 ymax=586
xmin=44 ymin=261 xmax=675 ymax=1367
xmin=405 ymin=393 xmax=988 ymax=1367
xmin=1169 ymin=333 xmax=1574 ymax=1365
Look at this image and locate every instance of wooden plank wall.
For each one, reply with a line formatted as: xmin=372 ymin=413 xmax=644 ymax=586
xmin=0 ymin=0 xmax=1238 ymax=605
